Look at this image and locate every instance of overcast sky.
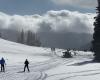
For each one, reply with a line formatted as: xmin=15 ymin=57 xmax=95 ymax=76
xmin=0 ymin=0 xmax=97 ymax=15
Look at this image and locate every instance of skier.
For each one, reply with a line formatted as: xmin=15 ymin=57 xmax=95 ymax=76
xmin=0 ymin=57 xmax=5 ymax=72
xmin=24 ymin=59 xmax=30 ymax=72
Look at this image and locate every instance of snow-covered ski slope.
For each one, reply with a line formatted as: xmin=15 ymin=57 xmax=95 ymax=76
xmin=0 ymin=38 xmax=52 ymax=64
xmin=0 ymin=38 xmax=100 ymax=80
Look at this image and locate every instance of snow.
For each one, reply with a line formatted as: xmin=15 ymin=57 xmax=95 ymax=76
xmin=0 ymin=38 xmax=100 ymax=80
xmin=0 ymin=39 xmax=52 ymax=64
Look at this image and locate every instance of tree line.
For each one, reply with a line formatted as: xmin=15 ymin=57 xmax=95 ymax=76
xmin=17 ymin=30 xmax=41 ymax=46
xmin=0 ymin=30 xmax=41 ymax=47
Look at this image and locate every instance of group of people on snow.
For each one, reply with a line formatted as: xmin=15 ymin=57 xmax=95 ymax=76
xmin=0 ymin=58 xmax=30 ymax=72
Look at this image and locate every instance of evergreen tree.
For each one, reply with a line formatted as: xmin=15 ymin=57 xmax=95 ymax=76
xmin=26 ymin=30 xmax=41 ymax=46
xmin=0 ymin=32 xmax=2 ymax=38
xmin=26 ymin=30 xmax=34 ymax=46
xmin=34 ymin=34 xmax=41 ymax=46
xmin=92 ymin=0 xmax=100 ymax=61
xmin=17 ymin=30 xmax=25 ymax=44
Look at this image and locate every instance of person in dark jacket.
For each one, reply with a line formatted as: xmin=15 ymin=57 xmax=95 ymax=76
xmin=0 ymin=57 xmax=5 ymax=72
xmin=24 ymin=59 xmax=30 ymax=72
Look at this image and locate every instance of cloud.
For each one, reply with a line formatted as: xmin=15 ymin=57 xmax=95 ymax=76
xmin=51 ymin=0 xmax=97 ymax=9
xmin=39 ymin=10 xmax=95 ymax=34
xmin=0 ymin=10 xmax=95 ymax=34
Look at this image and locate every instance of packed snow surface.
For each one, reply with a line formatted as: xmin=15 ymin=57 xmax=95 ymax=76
xmin=0 ymin=39 xmax=100 ymax=80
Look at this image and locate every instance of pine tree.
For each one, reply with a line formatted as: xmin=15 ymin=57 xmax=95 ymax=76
xmin=92 ymin=0 xmax=100 ymax=61
xmin=26 ymin=30 xmax=34 ymax=46
xmin=26 ymin=30 xmax=41 ymax=46
xmin=34 ymin=33 xmax=41 ymax=46
xmin=0 ymin=32 xmax=2 ymax=38
xmin=17 ymin=30 xmax=25 ymax=44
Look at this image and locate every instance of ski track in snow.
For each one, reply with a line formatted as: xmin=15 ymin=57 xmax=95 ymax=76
xmin=0 ymin=56 xmax=63 ymax=80
xmin=46 ymin=69 xmax=100 ymax=80
xmin=44 ymin=57 xmax=100 ymax=80
xmin=0 ymin=56 xmax=95 ymax=80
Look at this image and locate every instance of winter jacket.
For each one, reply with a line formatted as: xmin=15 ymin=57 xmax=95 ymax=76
xmin=0 ymin=58 xmax=5 ymax=65
xmin=24 ymin=60 xmax=29 ymax=65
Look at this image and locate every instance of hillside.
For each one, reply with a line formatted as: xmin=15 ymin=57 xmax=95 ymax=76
xmin=0 ymin=39 xmax=100 ymax=80
xmin=0 ymin=38 xmax=52 ymax=64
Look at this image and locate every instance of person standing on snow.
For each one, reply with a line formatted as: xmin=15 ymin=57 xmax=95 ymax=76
xmin=0 ymin=57 xmax=5 ymax=72
xmin=24 ymin=59 xmax=30 ymax=72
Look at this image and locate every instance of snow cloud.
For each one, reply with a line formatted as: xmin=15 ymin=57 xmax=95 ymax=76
xmin=51 ymin=0 xmax=97 ymax=8
xmin=0 ymin=10 xmax=95 ymax=34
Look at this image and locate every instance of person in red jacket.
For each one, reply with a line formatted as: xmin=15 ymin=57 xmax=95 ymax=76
xmin=24 ymin=59 xmax=30 ymax=72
